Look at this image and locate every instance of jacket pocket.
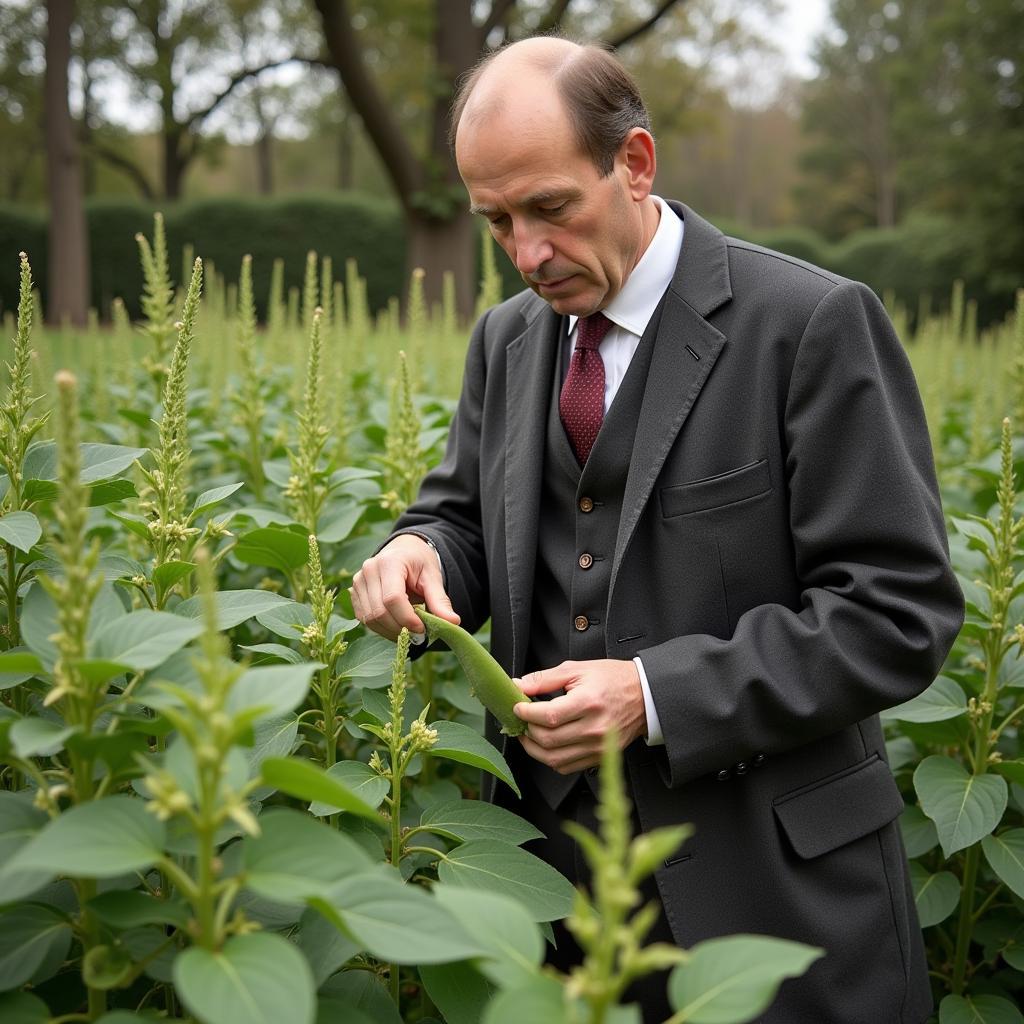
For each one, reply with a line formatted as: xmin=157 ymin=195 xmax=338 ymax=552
xmin=772 ymin=753 xmax=904 ymax=860
xmin=660 ymin=459 xmax=770 ymax=517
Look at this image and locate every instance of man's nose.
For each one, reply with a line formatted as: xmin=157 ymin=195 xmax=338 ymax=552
xmin=513 ymin=228 xmax=554 ymax=278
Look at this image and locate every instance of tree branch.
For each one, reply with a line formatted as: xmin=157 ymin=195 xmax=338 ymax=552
xmin=481 ymin=0 xmax=518 ymax=37
xmin=534 ymin=0 xmax=572 ymax=36
xmin=313 ymin=0 xmax=424 ymax=211
xmin=83 ymin=138 xmax=156 ymax=200
xmin=187 ymin=55 xmax=328 ymax=132
xmin=607 ymin=0 xmax=687 ymax=50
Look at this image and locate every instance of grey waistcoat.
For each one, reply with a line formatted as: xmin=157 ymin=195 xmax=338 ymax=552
xmin=522 ymin=307 xmax=661 ymax=809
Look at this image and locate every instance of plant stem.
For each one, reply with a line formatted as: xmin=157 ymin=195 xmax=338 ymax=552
xmin=5 ymin=543 xmax=18 ymax=646
xmin=951 ymin=843 xmax=982 ymax=994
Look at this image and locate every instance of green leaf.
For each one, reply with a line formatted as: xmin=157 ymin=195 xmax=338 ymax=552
xmin=95 ymin=1012 xmax=155 ymax=1024
xmin=909 ymin=861 xmax=961 ymax=927
xmin=981 ymin=830 xmax=1024 ymax=899
xmin=914 ymin=756 xmax=1008 ymax=858
xmin=9 ymin=718 xmax=76 ymax=758
xmin=6 ymin=795 xmax=166 ymax=878
xmin=335 ymin=634 xmax=396 ymax=678
xmin=316 ymin=503 xmax=364 ymax=544
xmin=235 ymin=527 xmax=310 ymax=572
xmin=88 ymin=889 xmax=190 ymax=930
xmin=667 ymin=934 xmax=824 ymax=1023
xmin=951 ymin=516 xmax=996 ymax=548
xmin=437 ymin=840 xmax=575 ymax=922
xmin=308 ymin=761 xmax=390 ymax=815
xmin=482 ymin=975 xmax=572 ymax=1024
xmin=259 ymin=758 xmax=383 ymax=823
xmin=991 ymin=760 xmax=1024 ymax=786
xmin=312 ymin=870 xmax=481 ymax=964
xmin=420 ymin=961 xmax=496 ymax=1024
xmin=900 ymin=804 xmax=939 ymax=857
xmin=433 ymin=885 xmax=545 ymax=988
xmin=152 ymin=560 xmax=197 ymax=592
xmin=245 ymin=715 xmax=300 ymax=777
xmin=0 ymin=991 xmax=51 ymax=1024
xmin=420 ymin=799 xmax=543 ymax=846
xmin=0 ymin=511 xmax=41 ymax=553
xmin=0 ymin=649 xmax=42 ymax=690
xmin=90 ymin=609 xmax=203 ymax=671
xmin=88 ymin=478 xmax=138 ymax=506
xmin=175 ymin=589 xmax=291 ymax=630
xmin=192 ymin=482 xmax=245 ymax=518
xmin=228 ymin=662 xmax=320 ymax=721
xmin=299 ymin=907 xmax=361 ymax=988
xmin=429 ymin=720 xmax=520 ymax=797
xmin=882 ymin=676 xmax=968 ymax=723
xmin=254 ymin=600 xmax=312 ymax=640
xmin=23 ymin=442 xmax=147 ymax=484
xmin=240 ymin=643 xmax=304 ymax=665
xmin=939 ymin=993 xmax=1024 ymax=1024
xmin=21 ymin=581 xmax=125 ymax=670
xmin=0 ymin=904 xmax=72 ymax=990
xmin=174 ymin=932 xmax=315 ymax=1024
xmin=318 ymin=971 xmax=401 ymax=1024
xmin=242 ymin=807 xmax=372 ymax=902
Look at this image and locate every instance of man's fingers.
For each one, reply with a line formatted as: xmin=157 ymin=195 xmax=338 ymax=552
xmin=517 ymin=663 xmax=579 ymax=696
xmin=420 ymin=574 xmax=461 ymax=625
xmin=513 ymin=691 xmax=585 ymax=730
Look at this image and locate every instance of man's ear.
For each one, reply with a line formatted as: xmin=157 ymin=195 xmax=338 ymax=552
xmin=618 ymin=128 xmax=656 ymax=200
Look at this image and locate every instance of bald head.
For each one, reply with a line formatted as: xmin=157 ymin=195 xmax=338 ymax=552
xmin=450 ymin=37 xmax=652 ymax=177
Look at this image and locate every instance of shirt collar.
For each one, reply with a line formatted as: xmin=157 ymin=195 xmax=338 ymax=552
xmin=568 ymin=195 xmax=684 ymax=338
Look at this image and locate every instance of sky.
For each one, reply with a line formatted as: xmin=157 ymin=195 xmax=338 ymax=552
xmin=772 ymin=0 xmax=832 ymax=78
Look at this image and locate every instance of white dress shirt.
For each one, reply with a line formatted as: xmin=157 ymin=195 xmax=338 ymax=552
xmin=564 ymin=195 xmax=684 ymax=746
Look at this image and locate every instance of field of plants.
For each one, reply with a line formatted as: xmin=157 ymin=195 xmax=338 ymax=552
xmin=0 ymin=214 xmax=1022 ymax=1024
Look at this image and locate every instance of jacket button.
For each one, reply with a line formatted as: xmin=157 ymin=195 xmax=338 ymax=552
xmin=734 ymin=762 xmax=748 ymax=776
xmin=716 ymin=768 xmax=731 ymax=782
xmin=579 ymin=496 xmax=594 ymax=512
xmin=574 ymin=615 xmax=590 ymax=632
xmin=578 ymin=552 xmax=594 ymax=569
xmin=752 ymin=753 xmax=766 ymax=767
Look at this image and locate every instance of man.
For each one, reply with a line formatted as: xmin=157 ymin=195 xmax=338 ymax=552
xmin=351 ymin=36 xmax=963 ymax=1023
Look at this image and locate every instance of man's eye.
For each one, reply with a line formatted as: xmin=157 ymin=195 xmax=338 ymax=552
xmin=540 ymin=203 xmax=567 ymax=215
xmin=488 ymin=215 xmax=510 ymax=229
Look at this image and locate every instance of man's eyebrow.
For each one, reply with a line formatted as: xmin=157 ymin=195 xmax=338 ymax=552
xmin=469 ymin=189 xmax=582 ymax=217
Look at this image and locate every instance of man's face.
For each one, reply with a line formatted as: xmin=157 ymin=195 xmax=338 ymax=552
xmin=456 ymin=95 xmax=645 ymax=317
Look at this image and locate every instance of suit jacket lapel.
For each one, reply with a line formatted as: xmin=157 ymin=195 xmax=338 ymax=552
xmin=610 ymin=204 xmax=733 ymax=600
xmin=504 ymin=298 xmax=562 ymax=676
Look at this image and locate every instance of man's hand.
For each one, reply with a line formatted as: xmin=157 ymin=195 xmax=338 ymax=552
xmin=350 ymin=535 xmax=460 ymax=641
xmin=513 ymin=660 xmax=647 ymax=774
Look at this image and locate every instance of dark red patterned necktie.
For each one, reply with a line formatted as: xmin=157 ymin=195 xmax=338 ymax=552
xmin=560 ymin=312 xmax=613 ymax=465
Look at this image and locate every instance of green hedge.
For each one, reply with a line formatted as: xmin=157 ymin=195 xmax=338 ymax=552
xmin=2 ymin=195 xmax=1006 ymax=327
xmin=1 ymin=193 xmax=405 ymax=322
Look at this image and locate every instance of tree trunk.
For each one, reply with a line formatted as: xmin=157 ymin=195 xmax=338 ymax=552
xmin=406 ymin=209 xmax=477 ymax=318
xmin=256 ymin=131 xmax=273 ymax=194
xmin=44 ymin=0 xmax=89 ymax=326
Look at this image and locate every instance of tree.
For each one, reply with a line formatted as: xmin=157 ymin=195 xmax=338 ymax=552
xmin=44 ymin=0 xmax=89 ymax=325
xmin=312 ymin=0 xmax=707 ymax=315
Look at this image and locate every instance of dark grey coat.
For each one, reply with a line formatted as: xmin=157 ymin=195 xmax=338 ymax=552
xmin=393 ymin=203 xmax=964 ymax=1023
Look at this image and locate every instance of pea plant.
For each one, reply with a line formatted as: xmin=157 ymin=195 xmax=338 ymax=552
xmin=885 ymin=418 xmax=1024 ymax=1023
xmin=2 ymin=226 xmax=966 ymax=1024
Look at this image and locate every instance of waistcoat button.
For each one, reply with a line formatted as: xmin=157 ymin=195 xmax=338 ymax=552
xmin=579 ymin=496 xmax=594 ymax=512
xmin=574 ymin=615 xmax=590 ymax=631
xmin=578 ymin=552 xmax=594 ymax=569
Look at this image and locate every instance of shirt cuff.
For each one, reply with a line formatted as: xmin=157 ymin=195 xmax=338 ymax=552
xmin=633 ymin=656 xmax=664 ymax=746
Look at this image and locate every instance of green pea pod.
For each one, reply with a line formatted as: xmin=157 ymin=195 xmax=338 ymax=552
xmin=415 ymin=606 xmax=530 ymax=736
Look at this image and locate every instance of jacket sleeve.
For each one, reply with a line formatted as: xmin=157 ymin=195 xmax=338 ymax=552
xmin=638 ymin=281 xmax=965 ymax=788
xmin=387 ymin=308 xmax=493 ymax=635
